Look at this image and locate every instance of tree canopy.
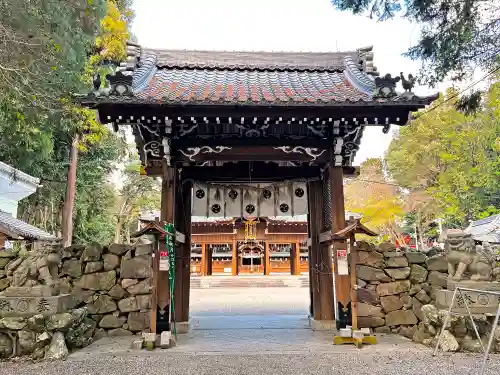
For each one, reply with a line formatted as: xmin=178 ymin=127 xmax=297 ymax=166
xmin=330 ymin=0 xmax=500 ymax=86
xmin=386 ymin=83 xmax=500 ymax=227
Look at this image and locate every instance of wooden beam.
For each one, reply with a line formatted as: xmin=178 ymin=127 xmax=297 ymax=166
xmin=175 ymin=145 xmax=329 ymax=164
xmin=175 ymin=137 xmax=332 ymax=148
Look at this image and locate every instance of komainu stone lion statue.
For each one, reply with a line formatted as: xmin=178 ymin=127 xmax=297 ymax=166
xmin=445 ymin=229 xmax=496 ymax=281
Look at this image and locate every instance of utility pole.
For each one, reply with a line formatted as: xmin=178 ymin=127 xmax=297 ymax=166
xmin=62 ymin=134 xmax=79 ymax=248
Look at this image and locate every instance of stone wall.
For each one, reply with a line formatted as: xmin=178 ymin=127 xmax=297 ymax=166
xmin=355 ymin=241 xmax=447 ymax=339
xmin=0 ymin=241 xmax=154 ymax=359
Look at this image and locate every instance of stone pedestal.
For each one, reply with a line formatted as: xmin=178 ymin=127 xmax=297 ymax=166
xmin=446 ymin=280 xmax=500 ymax=292
xmin=436 ymin=281 xmax=500 ymax=315
xmin=309 ymin=317 xmax=336 ymax=331
xmin=174 ymin=321 xmax=190 ymax=334
xmin=0 ymin=294 xmax=73 ymax=317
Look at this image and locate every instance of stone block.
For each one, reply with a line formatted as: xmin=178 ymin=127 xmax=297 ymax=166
xmin=405 ymin=252 xmax=427 ymax=264
xmin=425 ymin=254 xmax=448 ymax=272
xmin=1 ymin=316 xmax=27 ymax=329
xmin=386 ymin=256 xmax=409 ymax=268
xmin=357 ymin=288 xmax=379 ymax=304
xmin=103 ymin=254 xmax=120 ymax=271
xmin=131 ymin=339 xmax=144 ymax=350
xmin=87 ymin=295 xmax=117 ymax=314
xmin=435 ymin=289 xmax=500 ymax=314
xmin=46 ymin=313 xmax=73 ymax=330
xmin=374 ymin=326 xmax=391 ymax=333
xmin=357 ymin=302 xmax=384 ymax=317
xmin=81 ymin=242 xmax=103 ymax=262
xmin=121 ymin=256 xmax=152 ymax=279
xmin=385 ymin=267 xmax=410 ymax=280
xmin=128 ymin=311 xmax=150 ymax=331
xmin=108 ymin=328 xmax=133 ymax=337
xmin=135 ymin=244 xmax=153 ymax=256
xmin=380 ymin=295 xmax=403 ymax=312
xmin=73 ymin=270 xmax=116 ymax=291
xmin=84 ymin=261 xmax=103 ymax=274
xmin=384 ymin=251 xmax=404 ymax=258
xmin=122 ymin=279 xmax=139 ymax=289
xmin=356 ymin=265 xmax=390 ymax=282
xmin=99 ymin=314 xmax=127 ymax=328
xmin=136 ymin=295 xmax=151 ymax=310
xmin=415 ymin=289 xmax=432 ymax=304
xmin=400 ymin=293 xmax=412 ymax=309
xmin=409 ymin=264 xmax=428 ymax=283
xmin=44 ymin=332 xmax=68 ymax=360
xmin=108 ymin=284 xmax=127 ymax=299
xmin=376 ymin=280 xmax=410 ymax=296
xmin=61 ymin=259 xmax=83 ymax=278
xmin=357 ymin=278 xmax=367 ymax=288
xmin=36 ymin=332 xmax=52 ymax=347
xmin=118 ymin=296 xmax=139 ymax=312
xmin=127 ymin=279 xmax=152 ymax=295
xmin=357 ymin=251 xmax=385 ymax=268
xmin=160 ymin=331 xmax=174 ymax=349
xmin=107 ymin=244 xmax=132 ymax=256
xmin=385 ymin=310 xmax=418 ymax=326
xmin=378 ymin=242 xmax=396 ymax=252
xmin=0 ymin=294 xmax=73 ymax=317
xmin=0 ymin=332 xmax=13 ymax=358
xmin=358 ymin=316 xmax=385 ymax=328
xmin=427 ymin=271 xmax=447 ymax=287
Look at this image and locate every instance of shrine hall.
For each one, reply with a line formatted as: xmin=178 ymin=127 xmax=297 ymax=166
xmin=82 ymin=42 xmax=438 ymax=334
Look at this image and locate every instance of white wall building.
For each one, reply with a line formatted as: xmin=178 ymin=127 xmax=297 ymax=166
xmin=0 ymin=161 xmax=40 ymax=218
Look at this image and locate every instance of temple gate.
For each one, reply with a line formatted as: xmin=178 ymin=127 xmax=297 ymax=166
xmin=82 ymin=43 xmax=437 ymax=333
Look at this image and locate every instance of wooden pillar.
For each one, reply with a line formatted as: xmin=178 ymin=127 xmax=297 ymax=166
xmin=306 ymin=213 xmax=314 ymax=317
xmin=173 ymin=178 xmax=192 ymax=326
xmin=290 ymin=243 xmax=296 ymax=275
xmin=201 ymin=242 xmax=207 ymax=276
xmin=232 ymin=238 xmax=238 ymax=276
xmin=157 ymin=163 xmax=175 ymax=333
xmin=293 ymin=241 xmax=301 ymax=276
xmin=329 ymin=163 xmax=351 ymax=329
xmin=207 ymin=245 xmax=213 ymax=275
xmin=308 ymin=180 xmax=323 ymax=321
xmin=264 ymin=241 xmax=271 ymax=275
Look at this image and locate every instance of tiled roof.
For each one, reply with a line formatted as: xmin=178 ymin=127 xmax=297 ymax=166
xmin=140 ymin=48 xmax=371 ymax=72
xmin=465 ymin=214 xmax=500 ymax=243
xmin=120 ymin=44 xmax=390 ymax=106
xmin=0 ymin=211 xmax=57 ymax=241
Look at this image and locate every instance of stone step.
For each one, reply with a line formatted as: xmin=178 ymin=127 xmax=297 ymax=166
xmin=189 ymin=276 xmax=310 ymax=289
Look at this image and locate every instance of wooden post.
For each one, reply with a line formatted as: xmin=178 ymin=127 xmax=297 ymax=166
xmin=349 ymin=233 xmax=358 ymax=331
xmin=201 ymin=242 xmax=207 ymax=276
xmin=294 ymin=241 xmax=301 ymax=276
xmin=232 ymin=238 xmax=238 ymax=276
xmin=158 ymin=162 xmax=176 ymax=333
xmin=290 ymin=243 xmax=295 ymax=275
xmin=173 ymin=178 xmax=192 ymax=327
xmin=207 ymin=245 xmax=213 ymax=276
xmin=329 ymin=163 xmax=351 ymax=329
xmin=264 ymin=241 xmax=271 ymax=275
xmin=306 ymin=212 xmax=314 ymax=317
xmin=308 ymin=180 xmax=323 ymax=321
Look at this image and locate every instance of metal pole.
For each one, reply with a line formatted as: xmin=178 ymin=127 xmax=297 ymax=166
xmin=433 ymin=288 xmax=459 ymax=356
xmin=479 ymin=301 xmax=500 ymax=375
xmin=460 ymin=288 xmax=485 ymax=352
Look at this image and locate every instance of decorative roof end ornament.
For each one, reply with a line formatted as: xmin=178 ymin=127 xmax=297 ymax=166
xmin=399 ymin=72 xmax=416 ymax=93
xmin=106 ymin=71 xmax=134 ymax=96
xmin=373 ymin=73 xmax=400 ymax=99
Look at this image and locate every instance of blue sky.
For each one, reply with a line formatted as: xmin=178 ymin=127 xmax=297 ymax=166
xmin=131 ymin=0 xmax=445 ymax=163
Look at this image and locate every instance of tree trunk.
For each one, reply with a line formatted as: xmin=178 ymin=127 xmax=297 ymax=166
xmin=62 ymin=134 xmax=79 ymax=248
xmin=114 ymin=217 xmax=123 ymax=244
